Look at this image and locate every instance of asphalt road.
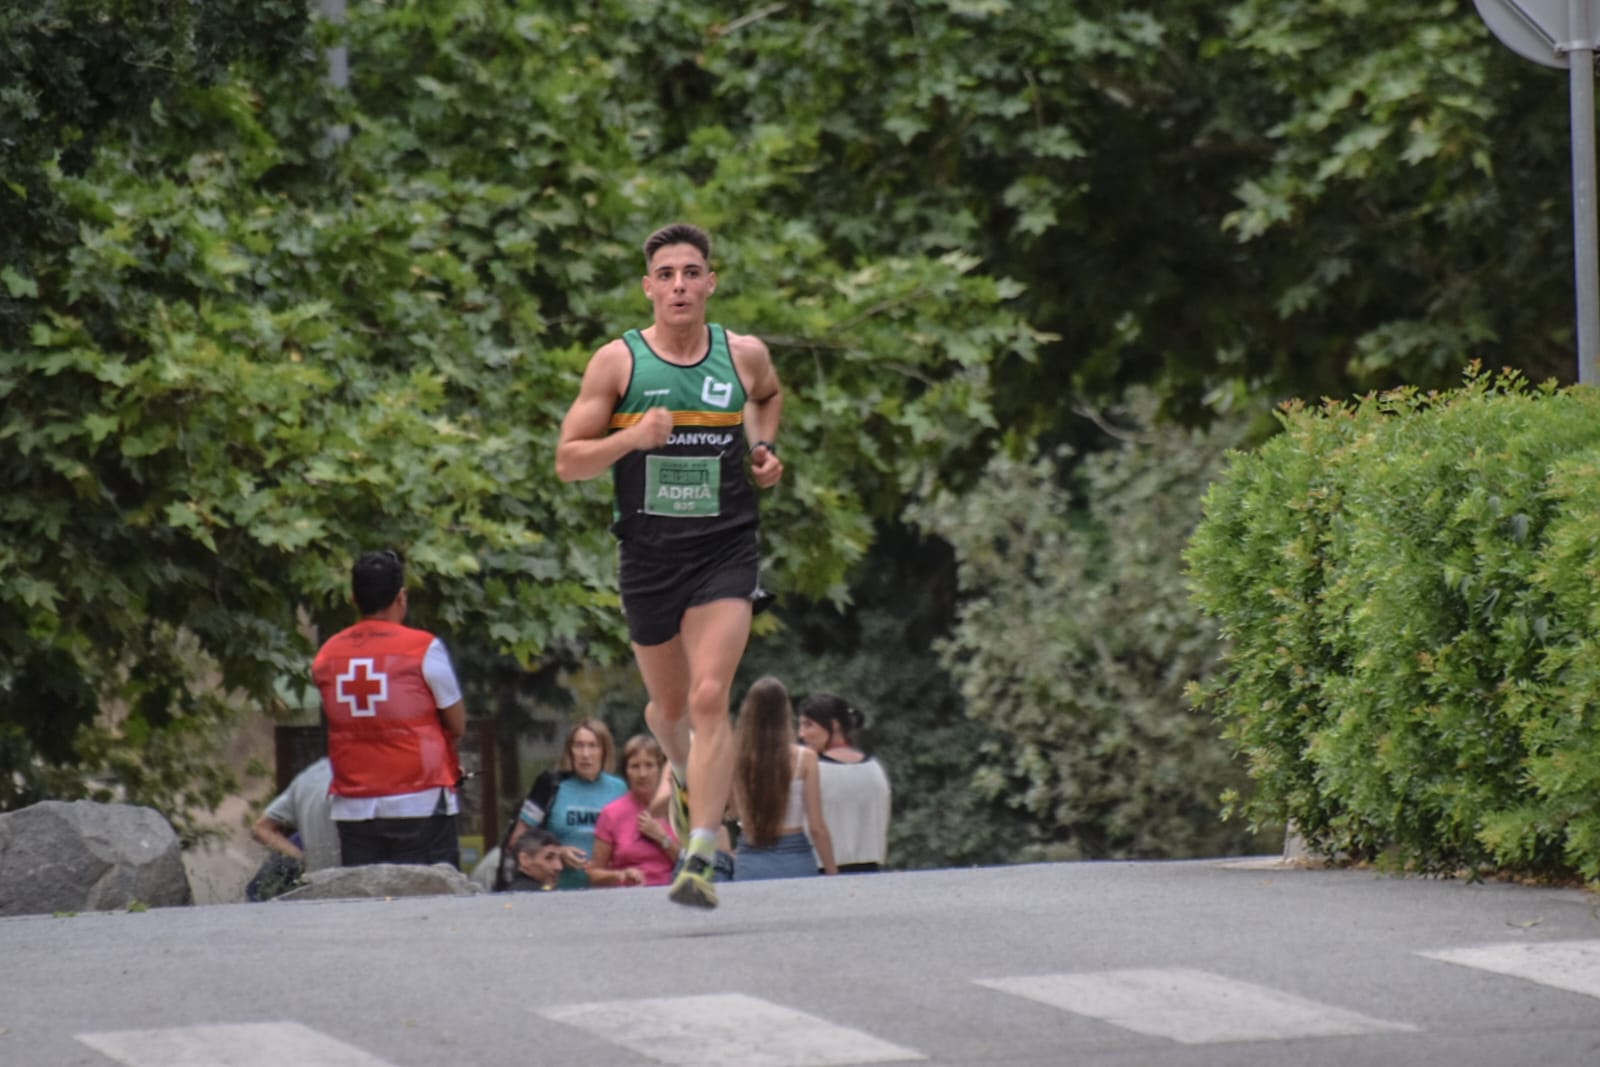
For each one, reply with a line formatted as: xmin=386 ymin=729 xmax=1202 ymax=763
xmin=2 ymin=858 xmax=1598 ymax=1066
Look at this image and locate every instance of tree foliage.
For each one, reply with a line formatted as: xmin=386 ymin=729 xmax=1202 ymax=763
xmin=0 ymin=0 xmax=1040 ymax=832
xmin=912 ymin=392 xmax=1264 ymax=859
xmin=686 ymin=0 xmax=1575 ymax=428
xmin=2 ymin=0 xmax=1586 ymax=859
xmin=1218 ymin=1 xmax=1575 ymax=389
xmin=0 ymin=1 xmax=309 ymax=334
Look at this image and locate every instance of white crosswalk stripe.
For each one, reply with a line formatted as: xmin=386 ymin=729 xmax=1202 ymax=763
xmin=1420 ymin=939 xmax=1600 ymax=999
xmin=539 ymin=992 xmax=926 ymax=1067
xmin=76 ymin=1021 xmax=398 ymax=1067
xmin=74 ymin=945 xmax=1600 ymax=1067
xmin=976 ymin=968 xmax=1419 ymax=1045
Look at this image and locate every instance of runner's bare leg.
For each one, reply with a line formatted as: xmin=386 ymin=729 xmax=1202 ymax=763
xmin=644 ymin=693 xmax=692 ymax=776
xmin=675 ymin=597 xmax=752 ymax=833
xmin=635 ymin=639 xmax=690 ymax=772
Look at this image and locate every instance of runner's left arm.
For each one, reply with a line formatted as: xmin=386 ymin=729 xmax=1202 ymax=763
xmin=734 ymin=333 xmax=784 ymax=489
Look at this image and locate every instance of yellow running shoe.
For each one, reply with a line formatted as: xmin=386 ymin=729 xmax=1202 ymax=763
xmin=668 ymin=853 xmax=718 ymax=910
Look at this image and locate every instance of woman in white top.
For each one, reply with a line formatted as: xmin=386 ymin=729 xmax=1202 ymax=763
xmin=797 ymin=692 xmax=891 ymax=872
xmin=733 ymin=677 xmax=838 ymax=881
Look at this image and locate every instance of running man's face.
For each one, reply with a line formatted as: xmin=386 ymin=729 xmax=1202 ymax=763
xmin=797 ymin=715 xmax=829 ymax=754
xmin=642 ymin=243 xmax=715 ymax=328
xmin=570 ymin=728 xmax=604 ymax=780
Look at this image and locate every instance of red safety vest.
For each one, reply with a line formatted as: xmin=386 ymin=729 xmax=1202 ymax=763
xmin=314 ymin=620 xmax=458 ymax=798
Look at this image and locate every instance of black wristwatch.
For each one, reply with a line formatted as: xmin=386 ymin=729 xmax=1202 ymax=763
xmin=753 ymin=439 xmax=778 ymax=456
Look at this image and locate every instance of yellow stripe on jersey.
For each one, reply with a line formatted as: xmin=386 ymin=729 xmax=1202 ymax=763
xmin=674 ymin=412 xmax=746 ymax=426
xmin=610 ymin=411 xmax=745 ymax=429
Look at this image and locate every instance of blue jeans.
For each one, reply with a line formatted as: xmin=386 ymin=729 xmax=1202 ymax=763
xmin=735 ymin=831 xmax=817 ymax=881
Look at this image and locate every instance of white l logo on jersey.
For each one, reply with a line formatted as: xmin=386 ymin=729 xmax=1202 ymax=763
xmin=701 ymin=377 xmax=733 ymax=408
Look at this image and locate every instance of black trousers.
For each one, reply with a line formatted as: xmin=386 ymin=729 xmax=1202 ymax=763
xmin=337 ymin=811 xmax=460 ymax=869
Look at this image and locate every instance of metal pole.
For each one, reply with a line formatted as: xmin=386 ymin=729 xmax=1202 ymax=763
xmin=1569 ymin=0 xmax=1599 ymax=384
xmin=321 ymin=0 xmax=348 ymax=89
xmin=320 ymin=0 xmax=350 ymax=146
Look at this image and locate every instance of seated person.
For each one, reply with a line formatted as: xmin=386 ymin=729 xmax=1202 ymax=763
xmin=247 ymin=756 xmax=338 ymax=901
xmin=492 ymin=719 xmax=626 ymax=891
xmin=589 ymin=735 xmax=680 ymax=888
xmin=508 ymin=829 xmax=564 ymax=892
xmin=468 ymin=846 xmax=502 ymax=891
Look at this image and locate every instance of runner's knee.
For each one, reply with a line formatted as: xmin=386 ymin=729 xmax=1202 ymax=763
xmin=687 ymin=679 xmax=732 ymax=724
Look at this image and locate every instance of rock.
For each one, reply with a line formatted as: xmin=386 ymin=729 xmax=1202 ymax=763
xmin=180 ymin=793 xmax=265 ymax=906
xmin=1280 ymin=820 xmax=1339 ymax=868
xmin=273 ymin=862 xmax=479 ymax=902
xmin=0 ymin=800 xmax=193 ymax=916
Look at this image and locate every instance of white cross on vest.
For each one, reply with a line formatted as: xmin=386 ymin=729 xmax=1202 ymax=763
xmin=336 ymin=658 xmax=387 ymax=717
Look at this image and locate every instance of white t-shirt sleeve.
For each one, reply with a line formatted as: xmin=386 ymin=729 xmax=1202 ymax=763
xmin=422 ymin=638 xmax=463 ymax=708
xmin=263 ymin=785 xmax=297 ymax=830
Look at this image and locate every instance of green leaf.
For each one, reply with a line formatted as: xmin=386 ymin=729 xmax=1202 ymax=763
xmin=2 ymin=266 xmax=38 ymax=298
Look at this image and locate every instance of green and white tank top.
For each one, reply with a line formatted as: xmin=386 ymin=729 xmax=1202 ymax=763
xmin=609 ymin=324 xmax=758 ymax=548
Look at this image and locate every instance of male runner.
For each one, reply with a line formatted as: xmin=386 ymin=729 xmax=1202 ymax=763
xmin=556 ymin=223 xmax=783 ymax=909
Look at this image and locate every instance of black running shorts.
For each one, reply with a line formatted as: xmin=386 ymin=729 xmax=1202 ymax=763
xmin=619 ymin=527 xmax=761 ymax=647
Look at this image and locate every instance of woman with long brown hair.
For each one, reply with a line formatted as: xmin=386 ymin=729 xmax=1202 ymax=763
xmin=732 ymin=676 xmax=837 ymax=880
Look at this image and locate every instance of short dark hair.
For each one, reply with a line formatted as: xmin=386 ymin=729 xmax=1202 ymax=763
xmin=350 ymin=550 xmax=404 ymax=615
xmin=515 ymin=828 xmax=561 ymax=858
xmin=643 ymin=223 xmax=711 ymax=269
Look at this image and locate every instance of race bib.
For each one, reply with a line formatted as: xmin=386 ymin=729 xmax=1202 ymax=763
xmin=644 ymin=455 xmax=721 ymax=517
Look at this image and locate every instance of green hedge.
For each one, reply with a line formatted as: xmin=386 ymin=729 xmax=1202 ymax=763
xmin=1188 ymin=367 xmax=1600 ymax=879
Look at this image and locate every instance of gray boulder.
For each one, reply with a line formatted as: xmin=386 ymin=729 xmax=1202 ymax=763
xmin=0 ymin=800 xmax=193 ymax=916
xmin=274 ymin=862 xmax=479 ymax=902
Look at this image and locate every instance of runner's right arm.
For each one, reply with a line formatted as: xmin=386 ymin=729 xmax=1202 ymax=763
xmin=556 ymin=341 xmax=673 ymax=482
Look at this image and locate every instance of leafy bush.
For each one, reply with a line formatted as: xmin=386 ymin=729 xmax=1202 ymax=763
xmin=914 ymin=390 xmax=1264 ymax=860
xmin=1190 ymin=367 xmax=1600 ymax=878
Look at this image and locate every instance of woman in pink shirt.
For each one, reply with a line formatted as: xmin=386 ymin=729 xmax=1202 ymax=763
xmin=589 ymin=735 xmax=681 ymax=887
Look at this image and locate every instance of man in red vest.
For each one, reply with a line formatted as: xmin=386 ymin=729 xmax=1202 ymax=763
xmin=314 ymin=550 xmax=468 ymax=867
